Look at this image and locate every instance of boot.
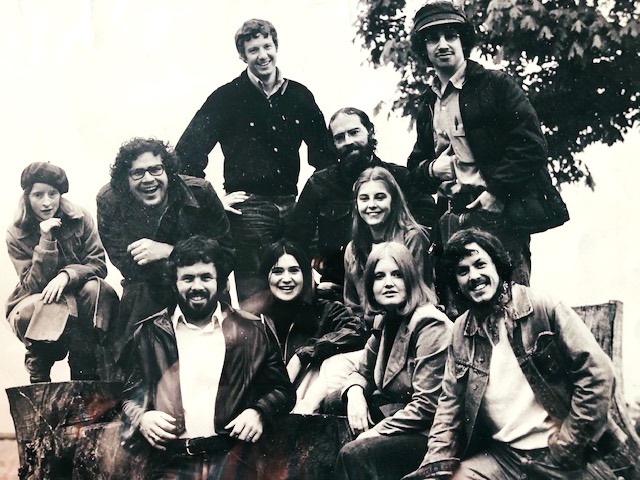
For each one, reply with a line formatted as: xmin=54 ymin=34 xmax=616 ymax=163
xmin=24 ymin=350 xmax=54 ymax=383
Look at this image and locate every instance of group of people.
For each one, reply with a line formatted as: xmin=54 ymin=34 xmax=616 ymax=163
xmin=5 ymin=2 xmax=622 ymax=479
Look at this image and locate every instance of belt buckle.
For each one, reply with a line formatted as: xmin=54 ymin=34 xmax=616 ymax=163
xmin=185 ymin=438 xmax=197 ymax=456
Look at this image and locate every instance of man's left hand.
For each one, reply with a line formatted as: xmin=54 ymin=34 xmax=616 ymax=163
xmin=225 ymin=408 xmax=264 ymax=443
xmin=466 ymin=191 xmax=504 ymax=213
xmin=127 ymin=238 xmax=174 ymax=266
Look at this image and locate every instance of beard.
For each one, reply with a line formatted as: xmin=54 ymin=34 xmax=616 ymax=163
xmin=177 ymin=290 xmax=218 ymax=321
xmin=336 ymin=141 xmax=376 ymax=176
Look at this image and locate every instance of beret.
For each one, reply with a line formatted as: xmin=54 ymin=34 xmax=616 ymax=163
xmin=20 ymin=162 xmax=69 ymax=194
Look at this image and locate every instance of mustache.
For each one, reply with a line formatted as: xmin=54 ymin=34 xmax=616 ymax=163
xmin=468 ymin=277 xmax=487 ymax=289
xmin=338 ymin=143 xmax=366 ymax=157
xmin=187 ymin=289 xmax=210 ymax=298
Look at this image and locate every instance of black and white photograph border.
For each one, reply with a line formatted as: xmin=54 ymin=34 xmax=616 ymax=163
xmin=0 ymin=0 xmax=639 ymax=478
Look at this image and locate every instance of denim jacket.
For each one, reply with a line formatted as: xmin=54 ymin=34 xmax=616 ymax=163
xmin=417 ymin=284 xmax=620 ymax=477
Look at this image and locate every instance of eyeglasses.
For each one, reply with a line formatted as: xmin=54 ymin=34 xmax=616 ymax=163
xmin=424 ymin=29 xmax=460 ymax=45
xmin=129 ymin=164 xmax=165 ymax=180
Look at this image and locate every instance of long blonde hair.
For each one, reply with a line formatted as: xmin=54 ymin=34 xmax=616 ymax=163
xmin=363 ymin=242 xmax=437 ymax=316
xmin=351 ymin=166 xmax=427 ymax=272
xmin=13 ymin=189 xmax=74 ymax=232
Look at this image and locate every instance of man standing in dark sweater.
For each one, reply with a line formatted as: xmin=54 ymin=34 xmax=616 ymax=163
xmin=176 ymin=19 xmax=332 ymax=302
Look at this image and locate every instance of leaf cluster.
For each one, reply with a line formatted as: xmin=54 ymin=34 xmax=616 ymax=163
xmin=355 ymin=0 xmax=640 ymax=187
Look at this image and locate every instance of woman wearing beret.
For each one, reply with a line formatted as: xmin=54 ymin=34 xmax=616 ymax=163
xmin=6 ymin=162 xmax=119 ymax=383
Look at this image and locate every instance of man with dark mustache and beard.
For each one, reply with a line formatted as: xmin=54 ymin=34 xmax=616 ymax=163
xmin=287 ymin=107 xmax=435 ymax=299
xmin=408 ymin=1 xmax=568 ymax=313
xmin=120 ymin=235 xmax=294 ymax=479
xmin=403 ymin=228 xmax=621 ymax=480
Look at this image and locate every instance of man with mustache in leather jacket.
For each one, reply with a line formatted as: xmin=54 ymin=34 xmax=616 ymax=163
xmin=120 ymin=235 xmax=294 ymax=479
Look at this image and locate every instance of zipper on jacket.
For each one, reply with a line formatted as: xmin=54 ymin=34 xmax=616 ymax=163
xmin=284 ymin=322 xmax=295 ymax=362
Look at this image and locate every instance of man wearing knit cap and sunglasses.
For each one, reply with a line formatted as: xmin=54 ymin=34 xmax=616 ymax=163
xmin=408 ymin=1 xmax=568 ymax=313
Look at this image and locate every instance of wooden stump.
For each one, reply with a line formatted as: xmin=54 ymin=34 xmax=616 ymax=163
xmin=72 ymin=422 xmax=149 ymax=480
xmin=72 ymin=414 xmax=352 ymax=480
xmin=574 ymin=302 xmax=640 ymax=480
xmin=258 ymin=413 xmax=353 ymax=479
xmin=5 ymin=381 xmax=123 ymax=480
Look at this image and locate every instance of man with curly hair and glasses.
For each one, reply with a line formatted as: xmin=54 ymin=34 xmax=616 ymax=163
xmin=96 ymin=137 xmax=233 ymax=360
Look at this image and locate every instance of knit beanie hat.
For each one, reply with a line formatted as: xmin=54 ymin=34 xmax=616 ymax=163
xmin=413 ymin=1 xmax=469 ymax=34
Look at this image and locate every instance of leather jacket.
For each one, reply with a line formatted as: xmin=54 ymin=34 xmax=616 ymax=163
xmin=416 ymin=285 xmax=621 ymax=477
xmin=97 ymin=174 xmax=233 ymax=354
xmin=343 ymin=304 xmax=452 ymax=436
xmin=262 ymin=298 xmax=368 ymax=367
xmin=120 ymin=305 xmax=295 ymax=448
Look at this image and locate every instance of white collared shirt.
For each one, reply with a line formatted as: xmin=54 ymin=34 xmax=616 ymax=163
xmin=172 ymin=303 xmax=226 ymax=438
xmin=247 ymin=67 xmax=288 ymax=98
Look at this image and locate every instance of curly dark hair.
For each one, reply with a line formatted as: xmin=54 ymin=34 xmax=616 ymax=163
xmin=235 ymin=19 xmax=278 ymax=57
xmin=167 ymin=235 xmax=234 ymax=294
xmin=439 ymin=228 xmax=513 ymax=299
xmin=109 ymin=137 xmax=180 ymax=193
xmin=410 ymin=1 xmax=477 ymax=67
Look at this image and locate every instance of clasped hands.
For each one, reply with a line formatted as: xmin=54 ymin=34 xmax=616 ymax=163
xmin=139 ymin=408 xmax=264 ymax=450
xmin=430 ymin=155 xmax=504 ymax=213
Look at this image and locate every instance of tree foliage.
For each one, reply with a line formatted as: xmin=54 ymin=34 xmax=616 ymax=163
xmin=355 ymin=0 xmax=640 ymax=187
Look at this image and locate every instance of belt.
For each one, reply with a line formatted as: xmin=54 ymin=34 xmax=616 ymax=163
xmin=165 ymin=436 xmax=234 ymax=456
xmin=445 ymin=187 xmax=488 ymax=214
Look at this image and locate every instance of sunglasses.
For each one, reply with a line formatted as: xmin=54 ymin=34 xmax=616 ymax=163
xmin=424 ymin=29 xmax=460 ymax=44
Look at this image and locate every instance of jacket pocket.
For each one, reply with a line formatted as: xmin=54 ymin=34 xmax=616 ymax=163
xmin=530 ymin=331 xmax=564 ymax=376
xmin=452 ymin=360 xmax=471 ymax=396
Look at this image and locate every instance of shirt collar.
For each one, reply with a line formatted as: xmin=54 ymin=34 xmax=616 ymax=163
xmin=172 ymin=302 xmax=224 ymax=332
xmin=247 ymin=67 xmax=288 ymax=97
xmin=430 ymin=61 xmax=468 ymax=96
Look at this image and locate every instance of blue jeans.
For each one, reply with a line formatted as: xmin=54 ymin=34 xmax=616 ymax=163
xmin=453 ymin=441 xmax=615 ymax=479
xmin=336 ymin=432 xmax=428 ymax=480
xmin=228 ymin=194 xmax=296 ymax=302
